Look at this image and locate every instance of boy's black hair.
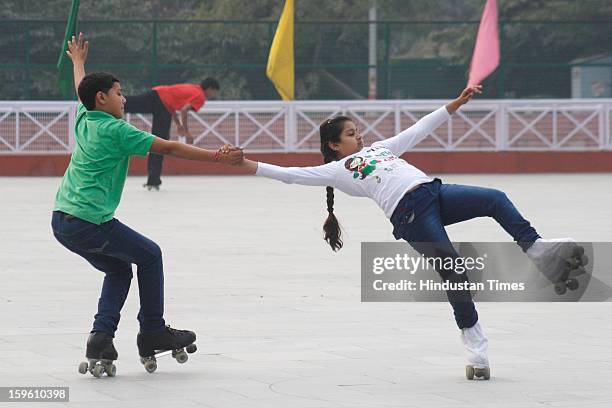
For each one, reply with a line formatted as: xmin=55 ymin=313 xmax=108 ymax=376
xmin=78 ymin=72 xmax=120 ymax=110
xmin=200 ymin=77 xmax=220 ymax=91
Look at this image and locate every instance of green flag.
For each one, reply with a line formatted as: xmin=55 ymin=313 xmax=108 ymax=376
xmin=57 ymin=0 xmax=80 ymax=99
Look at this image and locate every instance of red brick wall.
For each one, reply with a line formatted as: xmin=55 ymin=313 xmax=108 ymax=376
xmin=2 ymin=152 xmax=612 ymax=176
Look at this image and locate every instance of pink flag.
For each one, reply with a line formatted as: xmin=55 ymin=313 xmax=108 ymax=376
xmin=468 ymin=0 xmax=499 ymax=85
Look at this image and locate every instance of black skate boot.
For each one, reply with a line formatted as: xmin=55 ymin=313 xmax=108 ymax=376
xmin=78 ymin=332 xmax=118 ymax=378
xmin=137 ymin=326 xmax=197 ymax=373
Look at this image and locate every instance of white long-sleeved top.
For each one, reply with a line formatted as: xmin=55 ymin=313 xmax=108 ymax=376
xmin=256 ymin=105 xmax=451 ymax=218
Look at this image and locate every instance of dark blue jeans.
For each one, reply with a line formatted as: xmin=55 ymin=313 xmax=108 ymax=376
xmin=390 ymin=179 xmax=540 ymax=329
xmin=51 ymin=211 xmax=166 ymax=336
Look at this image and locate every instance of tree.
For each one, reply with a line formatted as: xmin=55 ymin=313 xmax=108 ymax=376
xmin=1 ymin=0 xmax=611 ymax=100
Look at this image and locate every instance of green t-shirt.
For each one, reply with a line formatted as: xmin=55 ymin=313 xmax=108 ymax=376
xmin=54 ymin=103 xmax=155 ymax=224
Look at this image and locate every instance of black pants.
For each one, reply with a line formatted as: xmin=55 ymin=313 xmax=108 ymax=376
xmin=124 ymin=90 xmax=171 ymax=187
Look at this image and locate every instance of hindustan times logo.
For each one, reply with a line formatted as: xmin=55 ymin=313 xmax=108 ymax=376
xmin=371 ymin=253 xmax=487 ymax=275
xmin=372 ymin=279 xmax=525 ymax=292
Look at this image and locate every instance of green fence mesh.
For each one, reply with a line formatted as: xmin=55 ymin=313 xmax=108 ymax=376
xmin=1 ymin=19 xmax=611 ymax=100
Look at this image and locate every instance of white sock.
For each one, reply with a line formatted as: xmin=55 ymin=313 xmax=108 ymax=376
xmin=527 ymin=238 xmax=576 ymax=259
xmin=461 ymin=321 xmax=489 ymax=369
xmin=526 ymin=238 xmax=578 ymax=280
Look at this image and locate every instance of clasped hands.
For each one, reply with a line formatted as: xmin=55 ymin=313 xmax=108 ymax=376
xmin=213 ymin=144 xmax=244 ymax=165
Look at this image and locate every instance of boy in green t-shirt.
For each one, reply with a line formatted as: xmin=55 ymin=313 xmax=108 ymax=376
xmin=51 ymin=34 xmax=242 ymax=376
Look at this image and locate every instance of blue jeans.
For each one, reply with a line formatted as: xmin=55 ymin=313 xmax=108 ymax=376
xmin=51 ymin=211 xmax=166 ymax=336
xmin=390 ymin=179 xmax=540 ymax=329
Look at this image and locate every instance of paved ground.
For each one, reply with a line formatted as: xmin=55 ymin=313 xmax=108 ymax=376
xmin=1 ymin=174 xmax=611 ymax=408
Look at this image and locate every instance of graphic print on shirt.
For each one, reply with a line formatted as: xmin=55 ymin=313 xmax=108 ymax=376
xmin=344 ymin=156 xmax=381 ymax=180
xmin=343 ymin=147 xmax=401 ymax=183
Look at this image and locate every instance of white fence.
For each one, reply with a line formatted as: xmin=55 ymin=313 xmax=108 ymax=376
xmin=0 ymin=100 xmax=611 ymax=154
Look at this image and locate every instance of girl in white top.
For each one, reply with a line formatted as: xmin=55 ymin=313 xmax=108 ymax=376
xmin=234 ymin=86 xmax=582 ymax=380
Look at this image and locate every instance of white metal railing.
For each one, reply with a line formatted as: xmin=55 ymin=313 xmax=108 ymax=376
xmin=0 ymin=99 xmax=610 ymax=154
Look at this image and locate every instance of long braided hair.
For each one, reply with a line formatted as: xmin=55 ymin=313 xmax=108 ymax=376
xmin=320 ymin=115 xmax=351 ymax=251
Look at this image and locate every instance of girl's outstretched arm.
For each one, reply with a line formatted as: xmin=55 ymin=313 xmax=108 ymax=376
xmin=238 ymin=159 xmax=337 ymax=187
xmin=239 ymin=159 xmax=259 ymax=174
xmin=445 ymin=85 xmax=482 ymax=114
xmin=373 ymin=85 xmax=482 ymax=156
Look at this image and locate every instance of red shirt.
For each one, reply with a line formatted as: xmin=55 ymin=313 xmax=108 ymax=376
xmin=153 ymin=84 xmax=205 ymax=114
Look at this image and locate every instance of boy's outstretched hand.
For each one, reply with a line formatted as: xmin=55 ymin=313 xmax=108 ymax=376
xmin=66 ymin=32 xmax=89 ymax=65
xmin=214 ymin=144 xmax=244 ymax=165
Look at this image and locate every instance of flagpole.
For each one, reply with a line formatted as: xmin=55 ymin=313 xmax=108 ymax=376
xmin=368 ymin=0 xmax=377 ymax=100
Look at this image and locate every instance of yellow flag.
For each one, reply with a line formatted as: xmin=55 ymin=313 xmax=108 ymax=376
xmin=266 ymin=0 xmax=294 ymax=100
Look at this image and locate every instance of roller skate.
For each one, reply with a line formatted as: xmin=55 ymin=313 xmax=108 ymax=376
xmin=143 ymin=183 xmax=160 ymax=191
xmin=78 ymin=332 xmax=118 ymax=378
xmin=527 ymin=238 xmax=589 ymax=295
xmin=137 ymin=325 xmax=197 ymax=373
xmin=462 ymin=321 xmax=490 ymax=380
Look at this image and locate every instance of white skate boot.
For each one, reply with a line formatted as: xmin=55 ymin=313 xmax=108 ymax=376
xmin=462 ymin=321 xmax=490 ymax=380
xmin=526 ymin=238 xmax=588 ymax=294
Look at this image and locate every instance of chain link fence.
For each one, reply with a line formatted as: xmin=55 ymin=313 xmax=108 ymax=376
xmin=1 ymin=19 xmax=611 ymax=100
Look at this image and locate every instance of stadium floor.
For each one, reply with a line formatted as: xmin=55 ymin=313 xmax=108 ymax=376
xmin=1 ymin=174 xmax=611 ymax=407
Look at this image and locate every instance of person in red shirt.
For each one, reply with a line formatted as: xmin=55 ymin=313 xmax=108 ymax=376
xmin=124 ymin=78 xmax=220 ymax=190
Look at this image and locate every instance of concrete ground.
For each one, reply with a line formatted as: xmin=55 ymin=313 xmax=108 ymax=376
xmin=1 ymin=173 xmax=611 ymax=408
